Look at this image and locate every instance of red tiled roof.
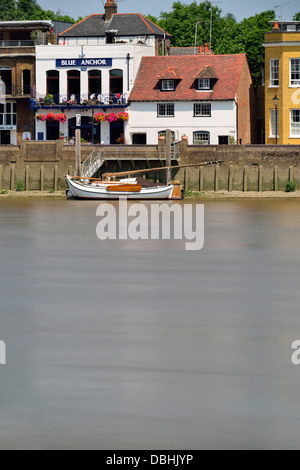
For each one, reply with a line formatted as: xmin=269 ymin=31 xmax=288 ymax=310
xmin=129 ymin=54 xmax=247 ymax=102
xmin=157 ymin=66 xmax=182 ymax=80
xmin=194 ymin=65 xmax=218 ymax=79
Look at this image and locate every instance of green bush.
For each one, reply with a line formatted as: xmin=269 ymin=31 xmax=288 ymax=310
xmin=16 ymin=180 xmax=24 ymax=192
xmin=285 ymin=181 xmax=296 ymax=192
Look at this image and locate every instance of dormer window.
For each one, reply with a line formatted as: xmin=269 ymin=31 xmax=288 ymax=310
xmin=197 ymin=78 xmax=211 ymax=90
xmin=162 ymin=79 xmax=175 ymax=91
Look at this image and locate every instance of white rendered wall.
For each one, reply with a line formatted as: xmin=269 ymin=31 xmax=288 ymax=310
xmin=35 ymin=44 xmax=156 ymax=97
xmin=126 ymin=101 xmax=237 ymax=145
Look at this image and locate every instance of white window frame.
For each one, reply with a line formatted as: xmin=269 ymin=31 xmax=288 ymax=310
xmin=193 ymin=131 xmax=210 ymax=145
xmin=270 ymin=59 xmax=279 ymax=87
xmin=290 ymin=59 xmax=300 ymax=87
xmin=161 ymin=79 xmax=175 ymax=91
xmin=0 ymin=101 xmax=16 ymax=128
xmin=270 ymin=109 xmax=279 ymax=138
xmin=197 ymin=78 xmax=210 ymax=90
xmin=157 ymin=103 xmax=175 ymax=117
xmin=194 ymin=103 xmax=211 ymax=117
xmin=290 ymin=109 xmax=300 ymax=137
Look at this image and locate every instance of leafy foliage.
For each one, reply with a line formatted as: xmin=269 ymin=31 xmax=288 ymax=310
xmin=0 ymin=0 xmax=75 ymax=22
xmin=148 ymin=2 xmax=276 ymax=87
xmin=293 ymin=12 xmax=300 ymax=21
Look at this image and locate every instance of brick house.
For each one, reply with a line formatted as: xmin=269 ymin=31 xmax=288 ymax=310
xmin=0 ymin=20 xmax=52 ymax=144
xmin=127 ymin=52 xmax=257 ymax=145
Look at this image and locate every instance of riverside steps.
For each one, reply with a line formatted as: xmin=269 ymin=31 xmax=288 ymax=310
xmin=1 ymin=139 xmax=300 ymax=192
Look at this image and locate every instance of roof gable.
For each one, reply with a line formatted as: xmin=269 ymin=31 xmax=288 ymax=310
xmin=157 ymin=66 xmax=181 ymax=80
xmin=129 ymin=54 xmax=248 ymax=102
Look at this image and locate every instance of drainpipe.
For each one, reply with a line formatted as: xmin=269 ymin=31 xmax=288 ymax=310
xmin=126 ymin=53 xmax=130 ymax=92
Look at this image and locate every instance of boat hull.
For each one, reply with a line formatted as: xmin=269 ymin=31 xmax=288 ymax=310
xmin=66 ymin=176 xmax=175 ymax=200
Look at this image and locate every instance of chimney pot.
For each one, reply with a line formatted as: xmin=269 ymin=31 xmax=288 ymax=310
xmin=199 ymin=45 xmax=203 ymax=53
xmin=272 ymin=21 xmax=280 ymax=31
xmin=204 ymin=43 xmax=210 ymax=54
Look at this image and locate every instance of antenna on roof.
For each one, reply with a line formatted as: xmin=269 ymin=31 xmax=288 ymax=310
xmin=274 ymin=2 xmax=290 ymax=23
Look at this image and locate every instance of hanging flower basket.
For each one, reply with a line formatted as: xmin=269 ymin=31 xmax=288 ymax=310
xmin=36 ymin=113 xmax=67 ymax=123
xmin=117 ymin=112 xmax=129 ymax=122
xmin=36 ymin=114 xmax=47 ymax=122
xmin=94 ymin=112 xmax=107 ymax=122
xmin=106 ymin=112 xmax=118 ymax=123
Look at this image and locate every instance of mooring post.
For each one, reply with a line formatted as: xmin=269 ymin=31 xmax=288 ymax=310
xmin=199 ymin=168 xmax=204 ymax=192
xmin=214 ymin=164 xmax=219 ymax=192
xmin=165 ymin=129 xmax=172 ymax=184
xmin=289 ymin=165 xmax=294 ymax=182
xmin=258 ymin=165 xmax=263 ymax=192
xmin=274 ymin=166 xmax=278 ymax=191
xmin=54 ymin=165 xmax=59 ymax=192
xmin=25 ymin=166 xmax=30 ymax=191
xmin=40 ymin=165 xmax=44 ymax=191
xmin=10 ymin=165 xmax=15 ymax=191
xmin=243 ymin=166 xmax=248 ymax=192
xmin=228 ymin=165 xmax=233 ymax=192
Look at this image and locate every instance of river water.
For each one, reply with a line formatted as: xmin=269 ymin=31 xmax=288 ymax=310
xmin=1 ymin=197 xmax=300 ymax=450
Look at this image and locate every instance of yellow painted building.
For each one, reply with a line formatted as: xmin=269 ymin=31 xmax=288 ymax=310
xmin=263 ymin=21 xmax=300 ymax=145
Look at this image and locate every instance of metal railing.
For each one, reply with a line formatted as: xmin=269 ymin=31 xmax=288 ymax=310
xmin=81 ymin=151 xmax=104 ymax=178
xmin=0 ymin=40 xmax=37 ymax=47
xmin=32 ymin=93 xmax=129 ymax=108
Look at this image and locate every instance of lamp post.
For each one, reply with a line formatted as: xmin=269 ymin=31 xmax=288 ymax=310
xmin=273 ymin=94 xmax=279 ymax=144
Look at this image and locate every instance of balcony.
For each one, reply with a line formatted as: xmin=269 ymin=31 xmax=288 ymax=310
xmin=0 ymin=40 xmax=37 ymax=47
xmin=30 ymin=93 xmax=129 ymax=110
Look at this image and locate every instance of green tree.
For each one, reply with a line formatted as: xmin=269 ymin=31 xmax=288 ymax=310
xmin=17 ymin=0 xmax=42 ymax=18
xmin=293 ymin=12 xmax=300 ymax=21
xmin=0 ymin=0 xmax=20 ymax=20
xmin=148 ymin=3 xmax=275 ymax=87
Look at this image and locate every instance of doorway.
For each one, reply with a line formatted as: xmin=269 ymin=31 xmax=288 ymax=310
xmin=46 ymin=121 xmax=59 ymax=141
xmin=0 ymin=130 xmax=10 ymax=145
xmin=110 ymin=122 xmax=124 ymax=144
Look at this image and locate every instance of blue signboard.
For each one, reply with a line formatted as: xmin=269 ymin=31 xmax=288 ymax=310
xmin=56 ymin=58 xmax=112 ymax=68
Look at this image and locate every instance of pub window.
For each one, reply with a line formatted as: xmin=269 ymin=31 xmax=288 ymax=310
xmin=110 ymin=69 xmax=123 ymax=95
xmin=88 ymin=70 xmax=101 ymax=97
xmin=67 ymin=70 xmax=80 ymax=101
xmin=270 ymin=59 xmax=279 ymax=86
xmin=47 ymin=70 xmax=59 ymax=103
xmin=197 ymin=79 xmax=211 ymax=90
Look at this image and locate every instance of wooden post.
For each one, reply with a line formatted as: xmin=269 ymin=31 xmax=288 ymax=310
xmin=214 ymin=164 xmax=219 ymax=192
xmin=25 ymin=166 xmax=30 ymax=191
xmin=258 ymin=165 xmax=263 ymax=192
xmin=40 ymin=165 xmax=44 ymax=191
xmin=165 ymin=129 xmax=171 ymax=184
xmin=228 ymin=165 xmax=233 ymax=192
xmin=199 ymin=168 xmax=204 ymax=192
xmin=10 ymin=165 xmax=15 ymax=190
xmin=0 ymin=165 xmax=2 ymax=191
xmin=289 ymin=165 xmax=294 ymax=182
xmin=54 ymin=165 xmax=59 ymax=192
xmin=273 ymin=166 xmax=278 ymax=192
xmin=243 ymin=166 xmax=248 ymax=192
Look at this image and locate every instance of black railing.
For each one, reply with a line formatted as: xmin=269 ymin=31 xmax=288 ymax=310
xmin=0 ymin=40 xmax=37 ymax=47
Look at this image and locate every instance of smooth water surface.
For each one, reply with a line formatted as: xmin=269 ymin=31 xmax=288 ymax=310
xmin=1 ymin=197 xmax=300 ymax=450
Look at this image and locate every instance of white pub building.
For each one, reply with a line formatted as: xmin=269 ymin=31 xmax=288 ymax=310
xmin=32 ymin=0 xmax=170 ymax=144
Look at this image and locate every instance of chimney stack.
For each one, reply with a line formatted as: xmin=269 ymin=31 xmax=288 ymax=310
xmin=105 ymin=0 xmax=117 ymax=22
xmin=204 ymin=43 xmax=210 ymax=54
